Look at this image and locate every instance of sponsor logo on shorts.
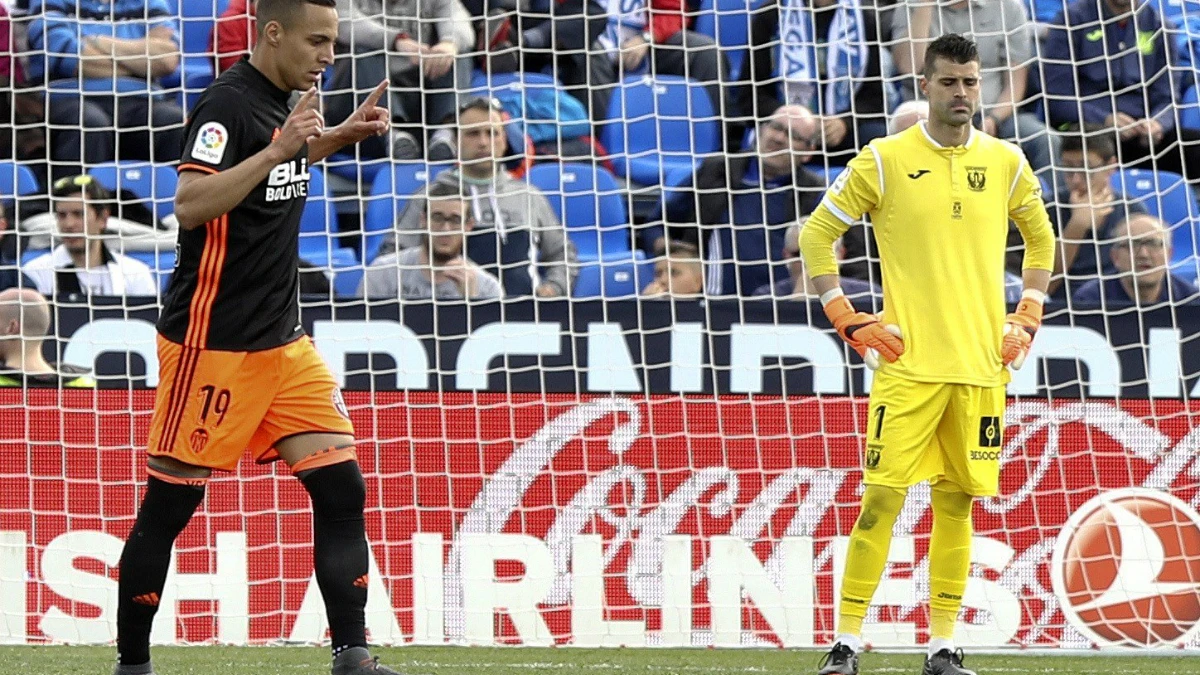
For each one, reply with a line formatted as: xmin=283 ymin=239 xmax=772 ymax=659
xmin=979 ymin=416 xmax=1002 ymax=447
xmin=970 ymin=450 xmax=1002 ymax=462
xmin=332 ymin=388 xmax=350 ymax=420
xmin=189 ymin=428 xmax=209 ymax=454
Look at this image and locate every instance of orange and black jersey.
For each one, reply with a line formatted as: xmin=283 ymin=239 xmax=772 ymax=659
xmin=158 ymin=58 xmax=310 ymax=351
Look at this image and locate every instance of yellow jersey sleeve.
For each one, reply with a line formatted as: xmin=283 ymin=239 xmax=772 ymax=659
xmin=1007 ymin=156 xmax=1055 ymax=272
xmin=800 ymin=148 xmax=881 ymax=277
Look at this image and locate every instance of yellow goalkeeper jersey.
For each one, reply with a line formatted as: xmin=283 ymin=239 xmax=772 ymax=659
xmin=801 ymin=124 xmax=1055 ymax=387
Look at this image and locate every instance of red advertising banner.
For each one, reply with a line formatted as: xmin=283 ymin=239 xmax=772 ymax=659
xmin=2 ymin=391 xmax=1199 ymax=651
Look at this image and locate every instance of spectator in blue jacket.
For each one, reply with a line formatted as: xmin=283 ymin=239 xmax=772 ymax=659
xmin=28 ymin=0 xmax=185 ymax=181
xmin=1042 ymin=0 xmax=1200 ymax=184
xmin=1072 ymin=213 xmax=1200 ymax=305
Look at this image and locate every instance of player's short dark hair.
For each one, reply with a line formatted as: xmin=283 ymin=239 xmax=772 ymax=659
xmin=1061 ymin=123 xmax=1118 ymax=162
xmin=922 ymin=34 xmax=980 ymax=77
xmin=256 ymin=0 xmax=335 ymax=31
xmin=51 ymin=174 xmax=112 ymax=209
xmin=425 ymin=177 xmax=471 ymax=212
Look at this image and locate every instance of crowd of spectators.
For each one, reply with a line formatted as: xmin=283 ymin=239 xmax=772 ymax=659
xmin=0 ymin=0 xmax=1195 ymax=322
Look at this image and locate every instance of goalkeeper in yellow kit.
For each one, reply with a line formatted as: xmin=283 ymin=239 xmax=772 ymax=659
xmin=801 ymin=35 xmax=1055 ymax=675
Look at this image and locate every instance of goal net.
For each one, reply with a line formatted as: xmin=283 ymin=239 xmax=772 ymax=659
xmin=1 ymin=0 xmax=1199 ymax=654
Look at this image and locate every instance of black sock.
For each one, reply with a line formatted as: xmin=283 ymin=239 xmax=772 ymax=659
xmin=116 ymin=477 xmax=205 ymax=666
xmin=300 ymin=460 xmax=369 ymax=656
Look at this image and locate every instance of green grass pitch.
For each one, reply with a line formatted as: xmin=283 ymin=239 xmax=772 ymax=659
xmin=4 ymin=646 xmax=1199 ymax=675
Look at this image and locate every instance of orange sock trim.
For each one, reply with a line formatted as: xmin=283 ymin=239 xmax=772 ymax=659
xmin=290 ymin=446 xmax=357 ymax=475
xmin=146 ymin=466 xmax=209 ymax=487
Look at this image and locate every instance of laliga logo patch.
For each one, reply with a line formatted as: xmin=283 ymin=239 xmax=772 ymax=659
xmin=1051 ymin=487 xmax=1200 ymax=648
xmin=191 ymin=121 xmax=228 ymax=164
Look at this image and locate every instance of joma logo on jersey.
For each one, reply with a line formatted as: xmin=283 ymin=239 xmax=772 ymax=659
xmin=266 ymin=158 xmax=310 ymax=202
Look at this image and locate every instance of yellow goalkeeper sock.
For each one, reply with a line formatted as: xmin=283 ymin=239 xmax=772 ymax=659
xmin=929 ymin=481 xmax=974 ymax=642
xmin=837 ymin=485 xmax=907 ymax=640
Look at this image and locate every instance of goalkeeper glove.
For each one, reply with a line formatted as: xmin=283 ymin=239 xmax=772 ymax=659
xmin=1002 ymin=290 xmax=1045 ymax=371
xmin=822 ymin=290 xmax=905 ymax=366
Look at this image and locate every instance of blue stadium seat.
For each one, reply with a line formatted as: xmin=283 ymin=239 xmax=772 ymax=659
xmin=526 ymin=162 xmax=633 ymax=261
xmin=362 ymin=162 xmax=453 ymax=263
xmin=0 ymin=162 xmax=40 ymax=198
xmin=573 ymin=257 xmax=654 ymax=298
xmin=325 ymin=154 xmax=388 ymax=186
xmin=125 ymin=249 xmax=178 ymax=291
xmin=1182 ymin=85 xmax=1200 ymax=133
xmin=333 ymin=268 xmax=364 ymax=297
xmin=89 ymin=162 xmax=179 ymax=222
xmin=693 ymin=0 xmax=763 ymax=80
xmin=1111 ymin=168 xmax=1200 ymax=265
xmin=299 ymin=166 xmax=347 ymax=257
xmin=601 ymin=75 xmax=720 ymax=188
xmin=159 ymin=0 xmax=231 ymax=108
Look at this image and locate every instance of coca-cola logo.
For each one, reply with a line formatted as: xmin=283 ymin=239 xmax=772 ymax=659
xmin=1050 ymin=488 xmax=1200 ymax=648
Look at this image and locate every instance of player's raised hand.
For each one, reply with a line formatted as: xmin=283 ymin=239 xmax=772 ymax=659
xmin=822 ymin=293 xmax=905 ymax=366
xmin=340 ymin=79 xmax=390 ymax=143
xmin=1002 ymin=291 xmax=1044 ymax=370
xmin=273 ymin=87 xmax=323 ymax=158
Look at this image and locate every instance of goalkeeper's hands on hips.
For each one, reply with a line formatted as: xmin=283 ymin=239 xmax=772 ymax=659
xmin=821 ymin=291 xmax=905 ymax=367
xmin=1003 ymin=291 xmax=1045 ymax=370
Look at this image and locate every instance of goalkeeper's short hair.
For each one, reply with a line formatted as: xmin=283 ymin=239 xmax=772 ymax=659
xmin=922 ymin=33 xmax=980 ymax=77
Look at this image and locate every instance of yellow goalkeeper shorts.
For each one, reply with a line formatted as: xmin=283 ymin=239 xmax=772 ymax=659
xmin=862 ymin=371 xmax=1007 ymax=497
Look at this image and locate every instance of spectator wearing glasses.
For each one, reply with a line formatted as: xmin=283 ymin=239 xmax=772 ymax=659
xmin=753 ymin=217 xmax=880 ymax=302
xmin=641 ymin=240 xmax=705 ymax=297
xmin=1046 ymin=124 xmax=1145 ymax=300
xmin=27 ymin=0 xmax=186 ymax=181
xmin=0 ymin=288 xmax=96 ymax=387
xmin=359 ymin=179 xmax=502 ymax=300
xmin=22 ymin=175 xmax=158 ymax=297
xmin=654 ymin=104 xmax=831 ymax=296
xmin=379 ymin=97 xmax=576 ymax=297
xmin=1072 ymin=214 xmax=1199 ymax=305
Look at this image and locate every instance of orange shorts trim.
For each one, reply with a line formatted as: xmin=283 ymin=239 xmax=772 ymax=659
xmin=146 ymin=466 xmax=209 ymax=487
xmin=147 ymin=335 xmax=355 ymax=472
xmin=289 ymin=446 xmax=357 ymax=475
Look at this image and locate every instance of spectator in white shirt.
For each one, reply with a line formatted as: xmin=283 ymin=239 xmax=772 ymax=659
xmin=23 ymin=174 xmax=158 ymax=297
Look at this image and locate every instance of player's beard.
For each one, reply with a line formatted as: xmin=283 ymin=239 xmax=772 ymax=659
xmin=427 ymin=234 xmax=462 ymax=265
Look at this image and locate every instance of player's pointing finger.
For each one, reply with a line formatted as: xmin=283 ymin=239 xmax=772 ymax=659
xmin=294 ymin=87 xmax=318 ymax=113
xmin=363 ymin=79 xmax=388 ymax=108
